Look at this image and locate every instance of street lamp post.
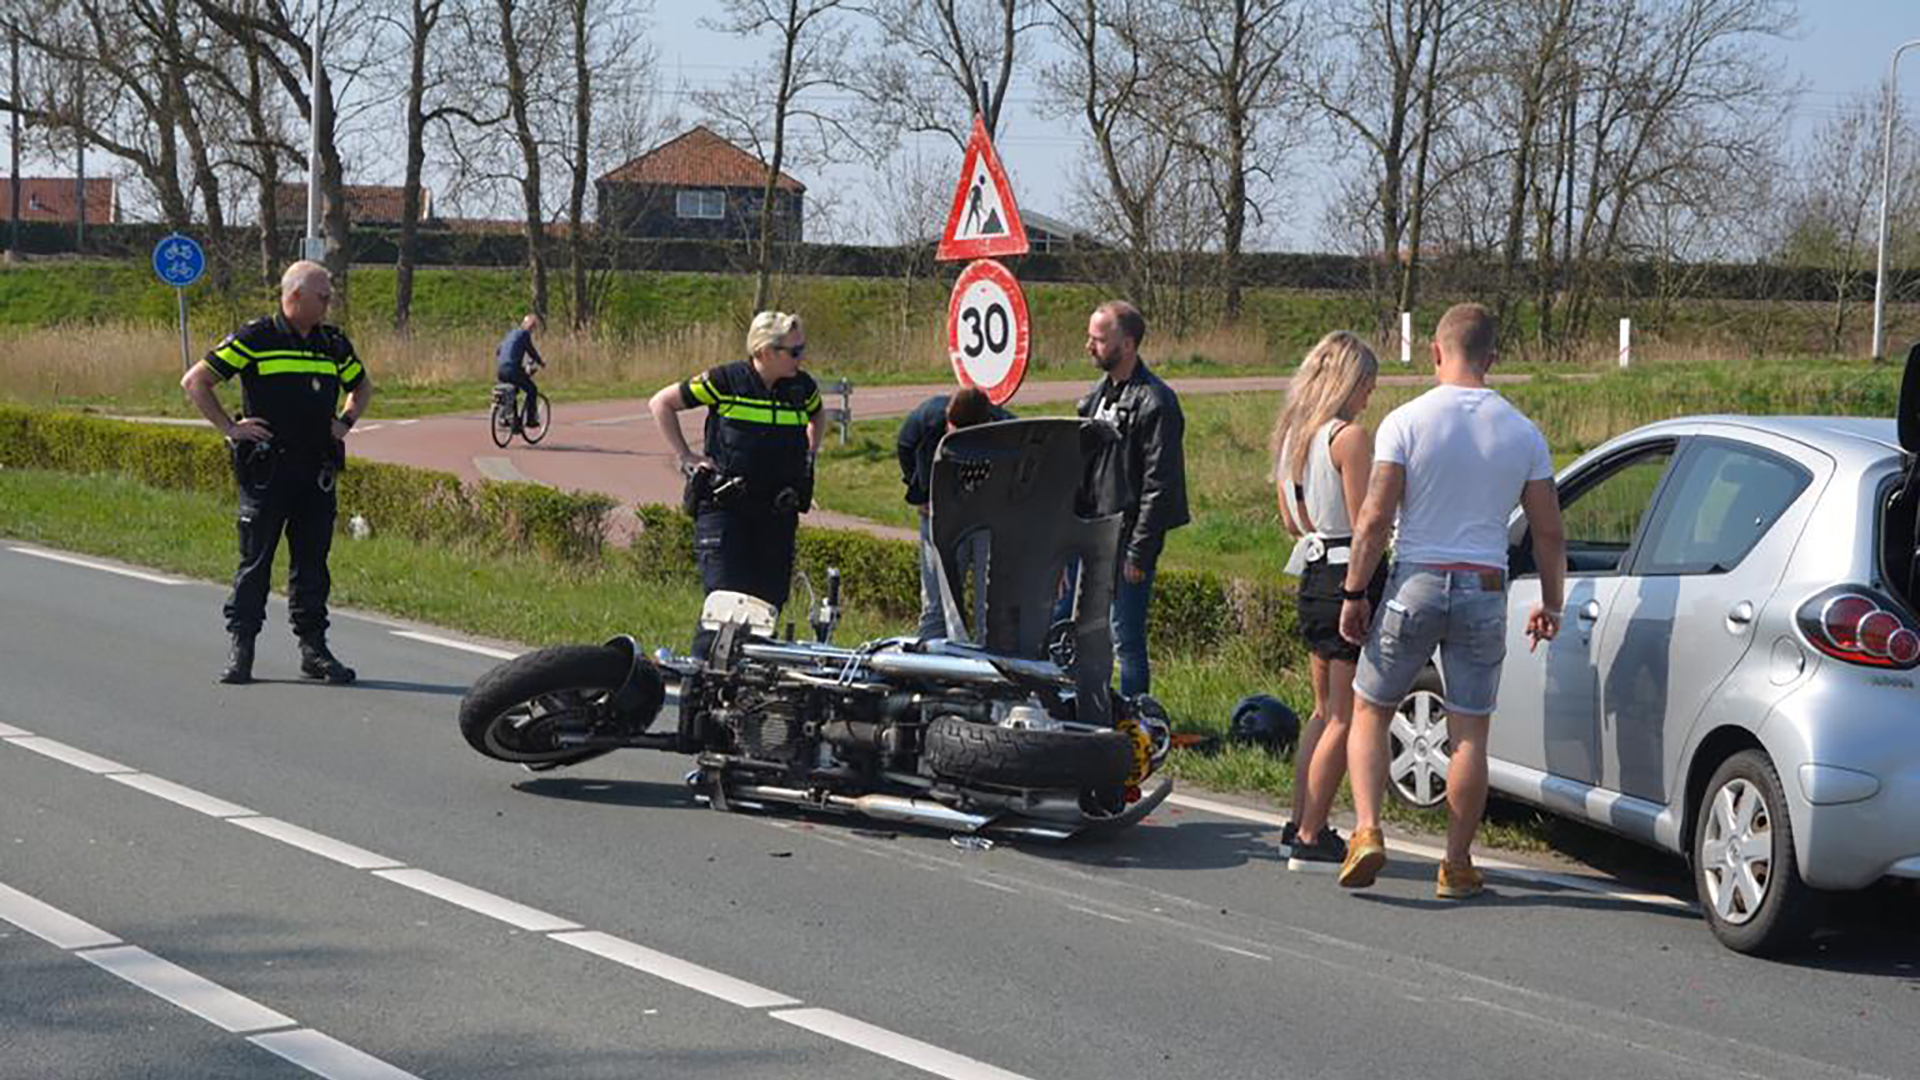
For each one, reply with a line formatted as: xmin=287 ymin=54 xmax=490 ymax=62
xmin=304 ymin=11 xmax=323 ymax=263
xmin=1871 ymin=39 xmax=1920 ymax=363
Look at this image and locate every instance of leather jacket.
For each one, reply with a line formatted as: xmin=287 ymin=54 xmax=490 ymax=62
xmin=1076 ymin=360 xmax=1190 ymax=570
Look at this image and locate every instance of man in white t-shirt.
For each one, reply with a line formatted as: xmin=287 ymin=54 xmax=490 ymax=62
xmin=1329 ymin=302 xmax=1567 ymax=899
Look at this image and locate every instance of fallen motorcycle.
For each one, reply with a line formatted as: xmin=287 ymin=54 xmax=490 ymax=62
xmin=457 ymin=418 xmax=1173 ymax=839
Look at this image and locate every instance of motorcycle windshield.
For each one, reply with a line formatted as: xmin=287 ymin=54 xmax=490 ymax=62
xmin=928 ymin=417 xmax=1123 ymax=727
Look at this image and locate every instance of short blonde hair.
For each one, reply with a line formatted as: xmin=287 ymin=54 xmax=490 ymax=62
xmin=747 ymin=310 xmax=801 ymax=357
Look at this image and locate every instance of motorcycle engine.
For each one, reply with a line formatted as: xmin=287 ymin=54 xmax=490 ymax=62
xmin=732 ymin=699 xmax=803 ymax=762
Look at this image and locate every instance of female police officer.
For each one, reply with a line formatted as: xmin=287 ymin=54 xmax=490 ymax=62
xmin=649 ymin=311 xmax=824 ymax=626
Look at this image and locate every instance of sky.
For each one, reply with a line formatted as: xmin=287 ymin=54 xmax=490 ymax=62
xmin=644 ymin=0 xmax=1920 ymax=251
xmin=20 ymin=1 xmax=1920 ymax=252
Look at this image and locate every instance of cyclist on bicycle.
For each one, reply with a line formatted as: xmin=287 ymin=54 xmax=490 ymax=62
xmin=495 ymin=313 xmax=545 ymax=429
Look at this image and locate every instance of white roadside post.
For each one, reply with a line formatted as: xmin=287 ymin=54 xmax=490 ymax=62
xmin=1619 ymin=317 xmax=1631 ymax=369
xmin=1400 ymin=311 xmax=1412 ymax=365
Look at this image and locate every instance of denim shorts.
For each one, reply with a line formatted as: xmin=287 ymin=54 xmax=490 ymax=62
xmin=1353 ymin=563 xmax=1509 ymax=715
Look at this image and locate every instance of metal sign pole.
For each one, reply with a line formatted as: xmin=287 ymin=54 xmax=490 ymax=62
xmin=1871 ymin=39 xmax=1920 ymax=363
xmin=177 ymin=287 xmax=190 ymax=372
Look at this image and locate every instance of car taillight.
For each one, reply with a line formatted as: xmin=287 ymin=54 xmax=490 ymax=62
xmin=1797 ymin=586 xmax=1920 ymax=669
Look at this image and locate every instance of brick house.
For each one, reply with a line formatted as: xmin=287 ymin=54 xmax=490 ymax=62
xmin=596 ymin=126 xmax=804 ymax=241
xmin=273 ymin=183 xmax=433 ymax=227
xmin=8 ymin=177 xmax=118 ymax=223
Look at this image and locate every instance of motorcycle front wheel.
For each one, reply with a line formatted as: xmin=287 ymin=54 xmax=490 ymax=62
xmin=458 ymin=645 xmax=632 ymax=764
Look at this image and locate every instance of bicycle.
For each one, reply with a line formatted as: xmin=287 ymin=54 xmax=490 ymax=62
xmin=489 ymin=383 xmax=551 ymax=448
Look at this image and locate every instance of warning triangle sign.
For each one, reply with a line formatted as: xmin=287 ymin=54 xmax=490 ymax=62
xmin=937 ymin=115 xmax=1029 ymax=261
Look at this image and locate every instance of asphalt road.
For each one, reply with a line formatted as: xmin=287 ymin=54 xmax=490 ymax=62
xmin=2 ymin=543 xmax=1916 ymax=1080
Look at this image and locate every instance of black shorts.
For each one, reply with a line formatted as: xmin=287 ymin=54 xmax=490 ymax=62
xmin=1296 ymin=558 xmax=1388 ymax=663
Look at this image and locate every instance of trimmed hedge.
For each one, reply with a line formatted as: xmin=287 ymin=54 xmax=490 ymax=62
xmin=0 ymin=405 xmax=613 ymax=562
xmin=629 ymin=503 xmax=1303 ymax=665
xmin=0 ymin=405 xmax=1300 ymax=662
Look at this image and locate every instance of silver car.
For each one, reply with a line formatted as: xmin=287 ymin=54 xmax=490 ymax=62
xmin=1384 ymin=389 xmax=1920 ymax=955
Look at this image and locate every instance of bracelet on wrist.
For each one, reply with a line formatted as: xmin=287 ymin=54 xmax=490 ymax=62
xmin=1337 ymin=585 xmax=1369 ymax=602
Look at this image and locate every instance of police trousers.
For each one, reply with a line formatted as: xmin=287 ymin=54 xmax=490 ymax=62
xmin=224 ymin=446 xmax=337 ymax=638
xmin=694 ymin=505 xmax=798 ymax=611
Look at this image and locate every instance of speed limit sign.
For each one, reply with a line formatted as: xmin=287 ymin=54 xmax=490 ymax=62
xmin=945 ymin=258 xmax=1029 ymax=404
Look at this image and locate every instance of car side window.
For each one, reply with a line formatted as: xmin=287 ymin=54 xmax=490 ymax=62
xmin=1636 ymin=441 xmax=1809 ymax=576
xmin=1545 ymin=447 xmax=1674 ymax=576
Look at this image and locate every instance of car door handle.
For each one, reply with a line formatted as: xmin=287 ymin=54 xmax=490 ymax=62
xmin=1727 ymin=601 xmax=1755 ymax=627
xmin=1576 ymin=600 xmax=1601 ymax=624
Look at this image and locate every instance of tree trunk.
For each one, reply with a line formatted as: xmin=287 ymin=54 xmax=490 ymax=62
xmin=497 ymin=0 xmax=548 ymax=319
xmin=568 ymin=0 xmax=590 ymax=330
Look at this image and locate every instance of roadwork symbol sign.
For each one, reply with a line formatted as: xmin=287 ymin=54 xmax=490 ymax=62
xmin=946 ymin=259 xmax=1030 ymax=404
xmin=937 ymin=116 xmax=1029 ymax=262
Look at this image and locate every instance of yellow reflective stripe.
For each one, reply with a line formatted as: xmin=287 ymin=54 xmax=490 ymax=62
xmin=213 ymin=343 xmax=251 ymax=370
xmin=225 ymin=338 xmax=267 ymax=359
xmin=687 ymin=377 xmax=719 ymax=406
xmin=339 ymin=360 xmax=364 ymax=384
xmin=254 ymin=358 xmax=340 ymax=377
xmin=803 ymin=391 xmax=822 ymax=413
xmin=715 ymin=401 xmax=810 ymax=426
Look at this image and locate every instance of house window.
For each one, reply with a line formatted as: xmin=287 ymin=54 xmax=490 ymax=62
xmin=675 ymin=189 xmax=726 ymax=220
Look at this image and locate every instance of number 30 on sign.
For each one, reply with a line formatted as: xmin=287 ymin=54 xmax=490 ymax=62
xmin=945 ymin=258 xmax=1030 ymax=405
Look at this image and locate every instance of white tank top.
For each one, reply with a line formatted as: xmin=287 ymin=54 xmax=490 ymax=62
xmin=1280 ymin=420 xmax=1354 ymax=574
xmin=1281 ymin=420 xmax=1351 ymax=537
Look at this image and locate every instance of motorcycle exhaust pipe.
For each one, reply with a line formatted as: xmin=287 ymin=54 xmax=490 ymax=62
xmin=725 ymin=784 xmax=993 ymax=833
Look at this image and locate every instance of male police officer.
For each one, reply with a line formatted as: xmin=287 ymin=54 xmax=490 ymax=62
xmin=648 ymin=310 xmax=824 ymax=632
xmin=182 ymin=261 xmax=373 ymax=685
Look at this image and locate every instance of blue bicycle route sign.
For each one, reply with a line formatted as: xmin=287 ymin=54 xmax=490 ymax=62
xmin=152 ymin=233 xmax=205 ymax=288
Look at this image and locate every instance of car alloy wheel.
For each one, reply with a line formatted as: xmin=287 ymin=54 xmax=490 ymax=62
xmin=1699 ymin=776 xmax=1773 ymax=925
xmin=1387 ymin=677 xmax=1451 ymax=809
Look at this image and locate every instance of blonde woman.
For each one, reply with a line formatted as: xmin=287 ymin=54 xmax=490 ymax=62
xmin=1270 ymin=331 xmax=1382 ymax=871
xmin=650 ymin=311 xmax=826 ymax=640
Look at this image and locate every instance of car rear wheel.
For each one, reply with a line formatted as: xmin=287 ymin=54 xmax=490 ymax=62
xmin=1386 ymin=669 xmax=1450 ymax=809
xmin=1692 ymin=749 xmax=1819 ymax=956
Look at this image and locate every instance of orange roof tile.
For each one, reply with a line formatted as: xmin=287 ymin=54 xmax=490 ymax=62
xmin=598 ymin=126 xmax=804 ymax=192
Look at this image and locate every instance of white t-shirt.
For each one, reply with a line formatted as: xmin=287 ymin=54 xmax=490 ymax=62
xmin=1374 ymin=384 xmax=1553 ymax=568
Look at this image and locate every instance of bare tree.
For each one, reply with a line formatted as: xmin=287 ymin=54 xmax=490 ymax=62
xmin=1315 ymin=0 xmax=1479 ymax=322
xmin=1151 ymin=0 xmax=1309 ymax=321
xmin=1042 ymin=0 xmax=1179 ymax=310
xmin=699 ymin=0 xmax=853 ymax=311
xmin=852 ymin=0 xmax=1035 ymax=150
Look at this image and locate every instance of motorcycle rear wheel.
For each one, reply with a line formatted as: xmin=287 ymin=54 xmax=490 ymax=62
xmin=459 ymin=645 xmax=631 ymax=764
xmin=923 ymin=717 xmax=1134 ymax=791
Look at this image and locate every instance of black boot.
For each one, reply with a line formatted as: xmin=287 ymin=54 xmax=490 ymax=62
xmin=218 ymin=634 xmax=255 ymax=685
xmin=297 ymin=635 xmax=357 ymax=684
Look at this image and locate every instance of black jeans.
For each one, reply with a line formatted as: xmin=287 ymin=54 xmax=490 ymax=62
xmin=224 ymin=447 xmax=337 ymax=638
xmin=500 ymin=368 xmax=540 ymax=426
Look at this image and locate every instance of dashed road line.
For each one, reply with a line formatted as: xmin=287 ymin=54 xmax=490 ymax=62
xmin=1065 ymin=904 xmax=1131 ymax=924
xmin=771 ymin=1008 xmax=1038 ymax=1080
xmin=109 ymin=773 xmax=256 ymax=818
xmin=9 ymin=735 xmax=134 ymax=774
xmin=7 ymin=545 xmax=184 ymax=585
xmin=232 ymin=817 xmax=405 ymax=871
xmin=1198 ymin=940 xmax=1272 ymax=962
xmin=390 ymin=630 xmax=518 ymax=661
xmin=0 ymin=879 xmax=423 ymax=1080
xmin=550 ymin=931 xmax=800 ymax=1009
xmin=372 ymin=868 xmax=582 ymax=933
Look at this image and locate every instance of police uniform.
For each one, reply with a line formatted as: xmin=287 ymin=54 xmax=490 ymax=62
xmin=206 ymin=313 xmax=365 ymax=653
xmin=679 ymin=360 xmax=820 ymax=609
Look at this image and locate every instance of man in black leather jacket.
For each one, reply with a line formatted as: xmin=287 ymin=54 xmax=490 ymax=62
xmin=1068 ymin=300 xmax=1190 ymax=696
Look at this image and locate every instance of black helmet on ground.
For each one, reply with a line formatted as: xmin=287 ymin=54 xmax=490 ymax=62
xmin=1228 ymin=694 xmax=1299 ymax=754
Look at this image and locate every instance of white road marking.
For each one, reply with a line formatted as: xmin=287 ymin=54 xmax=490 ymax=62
xmin=971 ymin=878 xmax=1019 ymax=894
xmin=1199 ymin=941 xmax=1272 ymax=962
xmin=582 ymin=412 xmax=648 ymax=426
xmin=472 ymin=456 xmax=530 ymax=483
xmin=391 ymin=630 xmax=518 ymax=661
xmin=395 ymin=419 xmax=419 ymax=426
xmin=0 ymin=882 xmax=121 ymax=950
xmin=7 ymin=545 xmax=183 ymax=585
xmin=1065 ymin=905 xmax=1131 ymax=924
xmin=231 ymin=818 xmax=404 ymax=871
xmin=550 ymin=930 xmax=800 ymax=1009
xmin=80 ymin=945 xmax=297 ymax=1033
xmin=1165 ymin=792 xmax=1691 ymax=911
xmin=771 ymin=1008 xmax=1038 ymax=1080
xmin=8 ymin=736 xmax=133 ymax=774
xmin=109 ymin=773 xmax=256 ymax=818
xmin=0 ymin=721 xmax=30 ymax=737
xmin=249 ymin=1030 xmax=424 ymax=1080
xmin=373 ymin=869 xmax=581 ymax=932
xmin=354 ymin=424 xmax=385 ymax=433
